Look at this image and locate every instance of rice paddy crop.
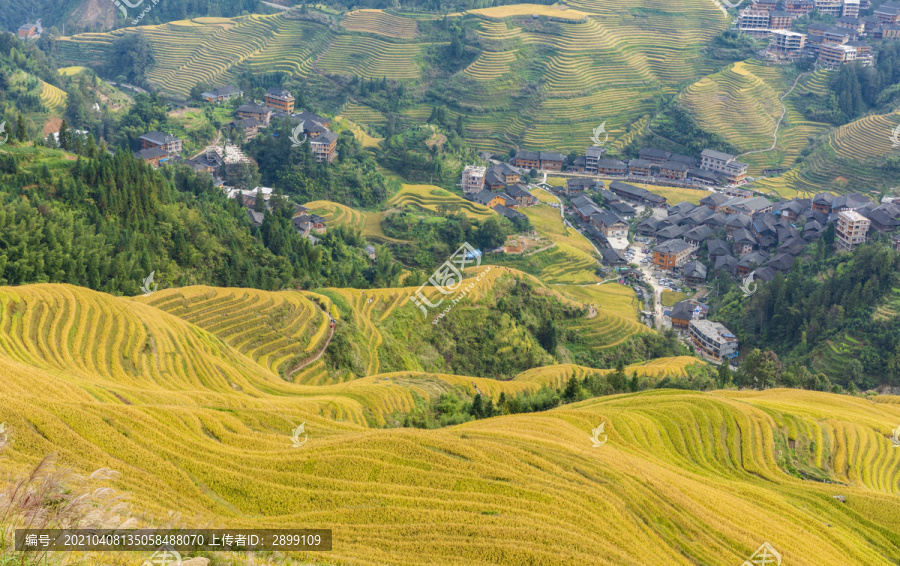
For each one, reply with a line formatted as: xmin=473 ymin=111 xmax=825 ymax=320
xmin=40 ymin=81 xmax=67 ymax=112
xmin=342 ymin=9 xmax=419 ymax=39
xmin=388 ymin=184 xmax=496 ymax=220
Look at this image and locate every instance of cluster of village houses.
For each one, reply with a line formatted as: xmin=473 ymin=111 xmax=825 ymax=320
xmin=134 ymin=85 xmax=338 ymax=168
xmin=738 ymin=0 xmax=900 ymax=66
xmin=129 ymin=86 xmax=347 ymax=244
xmin=462 ymin=144 xmax=900 ymax=363
xmin=582 ymin=183 xmax=899 ymax=361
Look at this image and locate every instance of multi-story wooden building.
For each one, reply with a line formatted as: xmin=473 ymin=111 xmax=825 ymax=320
xmin=652 ymin=239 xmax=692 ymax=270
xmin=310 ymin=132 xmax=338 ymax=163
xmin=264 ymin=88 xmax=295 ymax=113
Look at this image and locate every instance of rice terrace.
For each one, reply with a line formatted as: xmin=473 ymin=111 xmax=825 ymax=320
xmin=2 ymin=0 xmax=900 ymax=564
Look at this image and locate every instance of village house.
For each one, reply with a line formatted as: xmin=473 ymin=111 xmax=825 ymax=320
xmin=876 ymin=24 xmax=900 ymax=38
xmin=293 ymin=213 xmax=327 ymax=235
xmin=770 ymin=30 xmax=807 ymax=54
xmin=656 ymin=224 xmax=688 ymax=242
xmin=134 ymin=147 xmax=170 ymax=167
xmin=862 ymin=204 xmax=900 ymax=233
xmin=236 ymin=104 xmax=272 ymax=126
xmin=670 ymin=300 xmax=708 ymax=329
xmin=681 ymin=261 xmax=708 ymax=287
xmin=294 ymin=111 xmax=331 ymax=129
xmin=807 ymin=23 xmax=852 ymax=46
xmin=638 ymin=148 xmax=671 ymax=164
xmin=636 ymin=217 xmax=661 ymax=237
xmin=658 ymin=161 xmax=690 ymax=181
xmin=494 ymin=204 xmax=527 ymax=222
xmin=566 ymin=178 xmax=600 ymax=195
xmin=704 ymin=211 xmax=729 ymax=229
xmin=591 ymin=211 xmax=629 ymax=239
xmin=471 ymin=190 xmax=509 ymax=209
xmin=484 ymin=163 xmax=520 ymax=189
xmin=706 ymin=238 xmax=732 ymax=260
xmin=594 ymin=159 xmax=628 ymax=176
xmin=683 ymin=225 xmax=714 ymax=250
xmin=699 ymin=149 xmax=748 ymax=184
xmin=689 ymin=319 xmax=739 ymax=362
xmin=714 ymin=255 xmax=739 ymax=276
xmin=584 ymin=145 xmax=606 ymax=174
xmin=610 ymin=201 xmax=636 ymax=219
xmin=769 ymin=10 xmax=795 ymax=29
xmin=265 ymin=88 xmax=295 ymax=113
xmin=737 ymin=251 xmax=769 ymax=277
xmin=247 ymin=209 xmax=265 ymax=227
xmin=774 ymin=199 xmax=805 ymax=221
xmin=819 ymin=41 xmax=873 ymax=67
xmin=513 ymin=150 xmax=566 ymax=171
xmin=461 ymin=165 xmax=486 ymax=194
xmin=201 ymin=85 xmax=243 ymax=103
xmin=628 ymin=159 xmax=652 ymax=176
xmin=505 ymin=184 xmax=538 ymax=207
xmin=183 ymin=147 xmax=225 ymax=176
xmin=732 ymin=228 xmax=758 ymax=257
xmin=737 ymin=8 xmax=770 ymax=31
xmin=836 ymin=16 xmax=865 ymax=33
xmin=720 ymin=196 xmax=773 ymax=215
xmin=225 ymin=117 xmax=262 ymax=139
xmin=600 ymin=247 xmax=627 ymax=267
xmin=139 ymin=131 xmax=183 ymax=154
xmin=875 ymin=1 xmax=900 ymax=24
xmin=783 ymin=0 xmax=815 ymax=16
xmin=17 ymin=21 xmax=40 ymax=39
xmin=831 ymin=192 xmax=870 ymax=213
xmin=573 ymin=196 xmax=603 ymax=223
xmin=310 ymin=132 xmax=338 ymax=163
xmin=811 ymin=192 xmax=835 ymax=214
xmin=653 ymin=239 xmax=693 ymax=270
xmin=835 ymin=209 xmax=870 ymax=250
xmin=700 ymin=192 xmax=730 ymax=211
xmin=609 ymin=181 xmax=667 ymax=207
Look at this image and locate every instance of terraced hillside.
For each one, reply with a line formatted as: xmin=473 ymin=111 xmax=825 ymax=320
xmin=490 ymin=203 xmax=603 ymax=285
xmin=39 ymin=81 xmax=67 ymax=112
xmin=752 ymin=110 xmax=900 ymax=198
xmin=2 ymin=283 xmax=899 ymax=565
xmin=680 ymin=61 xmax=830 ymax=176
xmin=388 ymin=184 xmax=496 ymax=219
xmin=55 ymin=1 xmax=727 ymax=152
xmin=342 ymin=9 xmax=419 ymax=39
